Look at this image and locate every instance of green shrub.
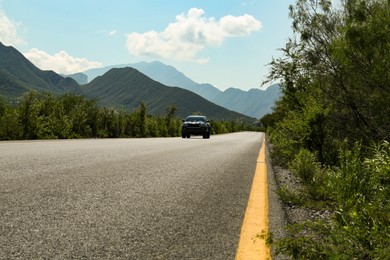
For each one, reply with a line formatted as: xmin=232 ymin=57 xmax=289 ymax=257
xmin=275 ymin=142 xmax=390 ymax=258
xmin=288 ymin=149 xmax=333 ymax=202
xmin=268 ymin=127 xmax=300 ymax=167
xmin=289 ymin=149 xmax=318 ymax=183
xmin=277 ymin=184 xmax=307 ymax=207
xmin=331 ymin=141 xmax=390 ymax=258
xmin=0 ymin=109 xmax=22 ymax=140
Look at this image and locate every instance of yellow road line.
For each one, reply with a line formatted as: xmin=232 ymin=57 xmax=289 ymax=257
xmin=236 ymin=137 xmax=271 ymax=260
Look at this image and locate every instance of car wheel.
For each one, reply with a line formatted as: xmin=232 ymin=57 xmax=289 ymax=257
xmin=187 ymin=134 xmax=191 ymax=138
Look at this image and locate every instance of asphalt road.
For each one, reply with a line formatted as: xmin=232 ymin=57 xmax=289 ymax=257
xmin=0 ymin=132 xmax=264 ymax=259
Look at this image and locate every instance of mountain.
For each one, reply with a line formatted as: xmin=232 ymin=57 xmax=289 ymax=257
xmin=0 ymin=43 xmax=253 ymax=122
xmin=0 ymin=43 xmax=275 ymax=121
xmin=119 ymin=61 xmax=222 ymax=100
xmin=63 ymin=72 xmax=88 ymax=85
xmin=82 ymin=67 xmax=254 ymax=122
xmin=0 ymin=42 xmax=81 ymax=101
xmin=84 ymin=61 xmax=222 ymax=100
xmin=212 ymin=85 xmax=281 ymax=119
xmin=83 ymin=61 xmax=281 ymax=118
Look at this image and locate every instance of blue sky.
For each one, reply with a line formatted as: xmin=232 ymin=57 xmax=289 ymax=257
xmin=0 ymin=0 xmax=295 ymax=91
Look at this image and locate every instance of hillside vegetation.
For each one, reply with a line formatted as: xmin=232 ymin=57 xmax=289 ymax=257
xmin=261 ymin=0 xmax=389 ymax=258
xmin=0 ymin=42 xmax=81 ymax=101
xmin=0 ymin=92 xmax=258 ymax=140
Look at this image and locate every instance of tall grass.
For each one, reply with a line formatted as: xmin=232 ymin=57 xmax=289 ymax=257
xmin=275 ymin=142 xmax=390 ymax=258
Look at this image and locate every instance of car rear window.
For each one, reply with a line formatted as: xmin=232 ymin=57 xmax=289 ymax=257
xmin=186 ymin=116 xmax=205 ymax=122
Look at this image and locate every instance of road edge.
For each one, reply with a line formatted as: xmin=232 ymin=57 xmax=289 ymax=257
xmin=235 ymin=134 xmax=271 ymax=260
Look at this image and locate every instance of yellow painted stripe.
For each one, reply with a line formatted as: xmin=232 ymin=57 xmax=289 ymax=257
xmin=236 ymin=137 xmax=271 ymax=260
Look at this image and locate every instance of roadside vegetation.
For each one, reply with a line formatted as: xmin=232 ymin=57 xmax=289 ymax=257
xmin=261 ymin=0 xmax=389 ymax=258
xmin=0 ymin=91 xmax=258 ymax=140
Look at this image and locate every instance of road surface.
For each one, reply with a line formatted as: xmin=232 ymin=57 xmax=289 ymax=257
xmin=0 ymin=132 xmax=269 ymax=259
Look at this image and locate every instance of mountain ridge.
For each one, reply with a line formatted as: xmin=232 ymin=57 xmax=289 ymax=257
xmin=82 ymin=67 xmax=254 ymax=121
xmin=0 ymin=43 xmax=275 ymax=121
xmin=82 ymin=61 xmax=280 ymax=118
xmin=0 ymin=42 xmax=81 ymax=100
xmin=0 ymin=43 xmax=254 ymax=122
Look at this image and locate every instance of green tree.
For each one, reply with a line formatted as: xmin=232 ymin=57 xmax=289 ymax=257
xmin=0 ymin=98 xmax=22 ymax=140
xmin=265 ymin=0 xmax=389 ymax=163
xmin=60 ymin=94 xmax=99 ymax=138
xmin=18 ymin=91 xmax=40 ymax=139
xmin=0 ymin=97 xmax=6 ymax=117
xmin=165 ymin=105 xmax=178 ymax=137
xmin=138 ymin=102 xmax=147 ymax=137
xmin=330 ymin=0 xmax=390 ymax=141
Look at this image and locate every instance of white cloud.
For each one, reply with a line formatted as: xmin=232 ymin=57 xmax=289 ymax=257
xmin=220 ymin=14 xmax=261 ymax=37
xmin=0 ymin=9 xmax=25 ymax=46
xmin=126 ymin=8 xmax=262 ymax=63
xmin=108 ymin=30 xmax=117 ymax=36
xmin=23 ymin=48 xmax=103 ymax=74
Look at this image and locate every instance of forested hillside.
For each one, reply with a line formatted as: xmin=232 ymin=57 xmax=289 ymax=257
xmin=261 ymin=0 xmax=389 ymax=258
xmin=82 ymin=67 xmax=254 ymax=121
xmin=83 ymin=61 xmax=281 ymax=119
xmin=0 ymin=42 xmax=81 ymax=101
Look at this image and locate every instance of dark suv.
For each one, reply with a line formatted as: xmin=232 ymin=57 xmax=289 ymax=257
xmin=182 ymin=115 xmax=211 ymax=139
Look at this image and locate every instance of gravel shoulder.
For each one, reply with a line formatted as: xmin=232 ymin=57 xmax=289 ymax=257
xmin=265 ymin=142 xmax=290 ymax=260
xmin=266 ymin=140 xmax=333 ymax=259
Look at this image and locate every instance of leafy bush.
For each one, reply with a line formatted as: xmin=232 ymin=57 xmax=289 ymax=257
xmin=331 ymin=142 xmax=390 ymax=258
xmin=268 ymin=127 xmax=300 ymax=168
xmin=289 ymin=149 xmax=318 ymax=183
xmin=0 ymin=107 xmax=22 ymax=140
xmin=289 ymin=149 xmax=333 ymax=202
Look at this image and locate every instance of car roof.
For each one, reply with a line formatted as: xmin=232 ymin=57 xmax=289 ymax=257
xmin=186 ymin=115 xmax=206 ymax=118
